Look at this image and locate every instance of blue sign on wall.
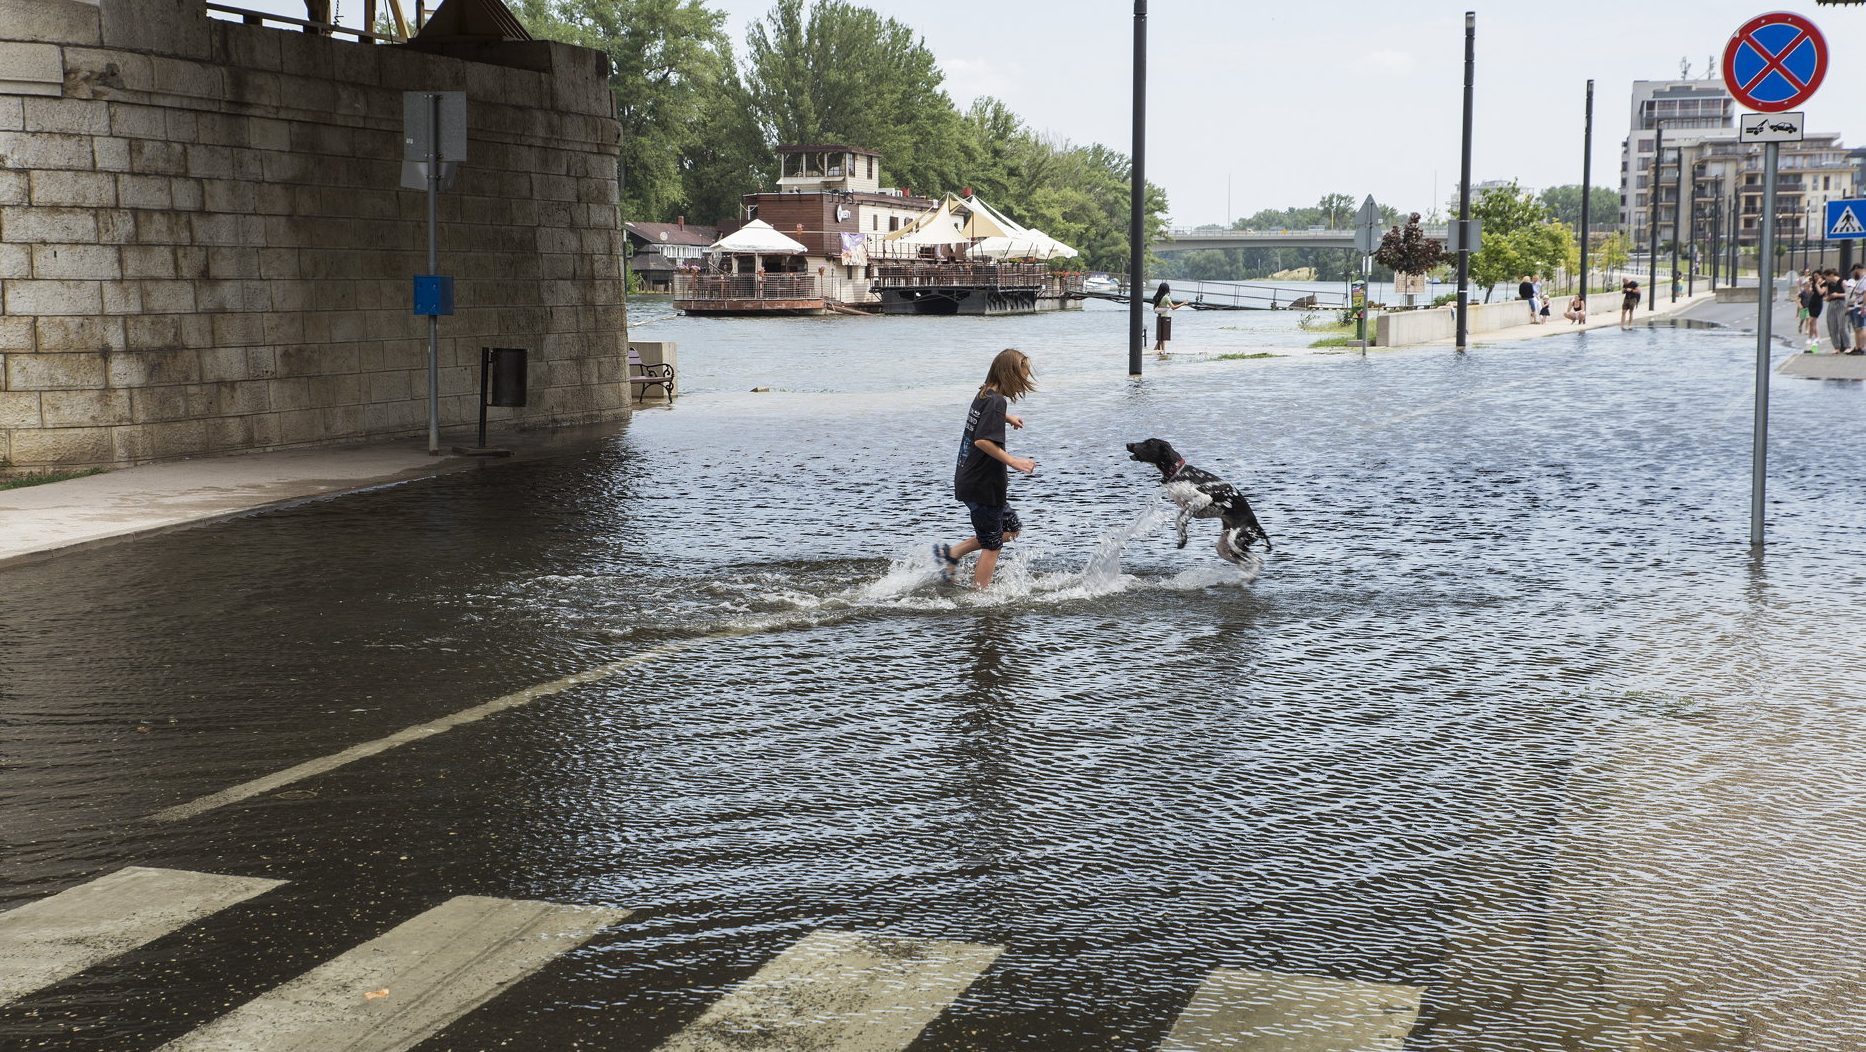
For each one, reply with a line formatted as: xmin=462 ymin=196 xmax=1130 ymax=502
xmin=1824 ymin=200 xmax=1866 ymax=240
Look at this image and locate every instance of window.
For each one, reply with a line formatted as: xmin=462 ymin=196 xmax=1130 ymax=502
xmin=889 ymin=216 xmax=900 ymax=231
xmin=867 ymin=156 xmax=874 ymax=180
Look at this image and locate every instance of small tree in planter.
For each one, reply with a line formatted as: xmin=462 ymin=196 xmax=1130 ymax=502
xmin=1374 ymin=213 xmax=1446 ymax=307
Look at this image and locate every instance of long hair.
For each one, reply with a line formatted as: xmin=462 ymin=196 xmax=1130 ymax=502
xmin=1151 ymin=282 xmax=1171 ymax=306
xmin=980 ymin=348 xmax=1036 ymax=402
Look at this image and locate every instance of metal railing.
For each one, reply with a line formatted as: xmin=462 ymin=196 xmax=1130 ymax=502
xmin=673 ymin=273 xmax=819 ymax=301
xmin=205 ymin=3 xmax=401 ymax=42
xmin=872 ymin=262 xmax=1053 ymax=289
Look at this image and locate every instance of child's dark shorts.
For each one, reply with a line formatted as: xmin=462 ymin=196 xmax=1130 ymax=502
xmin=964 ymin=502 xmax=1023 ymax=551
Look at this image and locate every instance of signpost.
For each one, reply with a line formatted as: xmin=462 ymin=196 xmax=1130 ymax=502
xmin=1354 ymin=195 xmax=1380 ymax=355
xmin=1723 ymin=11 xmax=1826 ymax=549
xmin=403 ymin=91 xmax=466 ymax=455
xmin=1824 ymin=199 xmax=1866 ymax=240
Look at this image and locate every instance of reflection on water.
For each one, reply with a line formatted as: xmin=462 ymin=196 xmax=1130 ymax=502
xmin=4 ymin=303 xmax=1866 ymax=1048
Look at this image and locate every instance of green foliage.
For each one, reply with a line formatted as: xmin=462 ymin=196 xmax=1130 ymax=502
xmin=1538 ymin=185 xmax=1621 ymax=230
xmin=1593 ymin=231 xmax=1630 ymax=275
xmin=745 ymin=0 xmax=969 ymax=194
xmin=0 ymin=467 xmax=105 ymax=490
xmin=1156 ymin=195 xmax=1405 ymax=282
xmin=1468 ymin=181 xmax=1576 ymax=300
xmin=513 ymin=0 xmax=748 ymax=222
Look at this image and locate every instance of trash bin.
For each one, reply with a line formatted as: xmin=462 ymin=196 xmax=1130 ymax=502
xmin=488 ymin=347 xmax=527 ymax=407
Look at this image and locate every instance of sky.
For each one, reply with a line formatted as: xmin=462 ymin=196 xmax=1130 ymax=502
xmin=233 ymin=1 xmax=1863 ymax=226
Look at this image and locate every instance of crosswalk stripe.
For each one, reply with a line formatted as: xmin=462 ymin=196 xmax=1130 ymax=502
xmin=160 ymin=895 xmax=629 ymax=1052
xmin=0 ymin=866 xmax=285 ymax=1006
xmin=655 ymin=929 xmax=1001 ymax=1051
xmin=1160 ymin=966 xmax=1423 ymax=1051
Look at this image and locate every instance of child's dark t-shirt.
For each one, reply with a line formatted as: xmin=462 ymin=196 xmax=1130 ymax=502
xmin=954 ymin=391 xmax=1009 ymax=505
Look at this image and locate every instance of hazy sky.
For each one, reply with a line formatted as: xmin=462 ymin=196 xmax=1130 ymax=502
xmin=238 ymin=1 xmax=1862 ymax=224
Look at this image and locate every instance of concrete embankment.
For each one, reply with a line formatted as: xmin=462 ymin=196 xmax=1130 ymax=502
xmin=1377 ymin=290 xmax=1711 ymax=348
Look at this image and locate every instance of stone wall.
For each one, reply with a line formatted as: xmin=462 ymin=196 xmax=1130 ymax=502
xmin=0 ymin=0 xmax=627 ymax=473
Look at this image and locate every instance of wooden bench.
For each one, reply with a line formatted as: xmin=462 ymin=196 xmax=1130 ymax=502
xmin=628 ymin=346 xmax=675 ymax=401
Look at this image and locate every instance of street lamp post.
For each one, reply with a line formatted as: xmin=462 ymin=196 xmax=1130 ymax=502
xmin=1127 ymin=0 xmax=1146 ymax=378
xmin=1454 ymin=11 xmax=1476 ymax=352
xmin=1648 ymin=122 xmax=1663 ymax=312
xmin=1579 ymin=79 xmax=1593 ymax=297
xmin=1670 ymin=147 xmax=1683 ymax=303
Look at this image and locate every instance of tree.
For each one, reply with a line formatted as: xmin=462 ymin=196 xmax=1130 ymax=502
xmin=1468 ymin=181 xmax=1574 ymax=300
xmin=1316 ymin=193 xmax=1354 ymax=230
xmin=744 ymin=0 xmax=971 ymax=195
xmin=1538 ymin=185 xmax=1621 ymax=230
xmin=1373 ymin=213 xmax=1446 ymax=276
xmin=513 ymin=0 xmax=736 ymax=223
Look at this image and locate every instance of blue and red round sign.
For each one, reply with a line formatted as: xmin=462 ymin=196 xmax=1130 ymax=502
xmin=1723 ymin=11 xmax=1827 ymax=112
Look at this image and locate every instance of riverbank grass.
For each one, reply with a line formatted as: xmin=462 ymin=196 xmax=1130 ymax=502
xmin=0 ymin=467 xmax=106 ymax=491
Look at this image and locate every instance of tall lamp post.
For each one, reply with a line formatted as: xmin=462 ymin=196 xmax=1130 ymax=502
xmin=1579 ymin=79 xmax=1593 ymax=297
xmin=1648 ymin=122 xmax=1664 ymax=312
xmin=1127 ymin=0 xmax=1146 ymax=378
xmin=1454 ymin=12 xmax=1476 ymax=351
xmin=1670 ymin=145 xmax=1684 ymax=302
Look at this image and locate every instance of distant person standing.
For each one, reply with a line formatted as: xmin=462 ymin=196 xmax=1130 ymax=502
xmin=1822 ymin=267 xmax=1851 ymax=353
xmin=1620 ymin=278 xmax=1641 ymax=326
xmin=1152 ymin=283 xmax=1184 ymax=353
xmin=1848 ymin=263 xmax=1866 ymax=353
xmin=1799 ymin=276 xmax=1824 ymax=351
xmin=1518 ymin=275 xmax=1536 ymax=323
xmin=1535 ymin=278 xmax=1552 ymax=323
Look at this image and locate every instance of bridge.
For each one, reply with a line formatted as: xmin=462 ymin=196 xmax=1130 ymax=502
xmin=1152 ymin=225 xmax=1450 ymax=254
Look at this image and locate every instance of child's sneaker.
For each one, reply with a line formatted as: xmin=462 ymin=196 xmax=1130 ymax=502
xmin=1807 ymin=338 xmax=1821 ymax=353
xmin=932 ymin=543 xmax=959 ymax=581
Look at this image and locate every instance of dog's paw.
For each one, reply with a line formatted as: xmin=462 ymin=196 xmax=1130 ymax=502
xmin=1175 ymin=537 xmax=1188 ymax=549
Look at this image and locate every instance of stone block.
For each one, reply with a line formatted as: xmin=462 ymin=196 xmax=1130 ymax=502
xmin=124 ymin=315 xmax=182 ymax=352
xmin=35 ymin=315 xmax=121 ymax=352
xmin=6 ymin=351 xmax=105 ymax=389
xmin=41 ymin=388 xmax=132 ymax=427
xmin=21 ymin=97 xmax=110 ymax=136
xmin=248 ymin=117 xmax=290 ymax=153
xmin=169 ymin=177 xmax=204 ymax=211
xmin=0 ymin=98 xmax=18 ymax=132
xmin=307 ymin=373 xmax=362 ymax=408
xmin=107 ymin=348 xmax=195 ymax=387
xmin=0 ymin=0 xmax=102 ymax=45
xmin=194 ymin=279 xmax=243 ymax=312
xmin=268 ymin=376 xmax=311 ymax=411
xmin=262 ymin=312 xmax=303 ymax=345
xmin=129 ymin=140 xmax=187 ymax=176
xmin=100 ymin=280 xmax=140 ymax=314
xmin=133 ymin=210 xmax=192 ymax=245
xmin=223 ymin=68 xmax=280 ymax=109
xmin=245 ymin=346 xmax=276 ymax=379
xmin=131 ymin=383 xmax=213 ymax=424
xmin=93 ymin=208 xmax=132 ymax=244
xmin=28 ymin=171 xmax=116 ymax=208
xmin=30 ymin=243 xmax=119 ymax=281
xmin=3 ymin=206 xmax=98 ymax=243
xmin=214 ymin=380 xmax=270 ymax=416
xmin=0 ymin=131 xmax=94 ymax=171
xmin=92 ymin=136 xmax=131 ymax=172
xmin=171 ymin=246 xmax=206 ymax=279
xmin=0 ymin=241 xmax=27 ymax=278
xmin=63 ymin=47 xmax=155 ymax=95
xmin=138 ymin=279 xmax=195 ymax=313
xmin=249 ymin=411 xmax=280 ymax=447
xmin=143 ymin=418 xmax=208 ymax=459
xmin=108 ymin=103 xmax=167 ymax=140
xmin=197 ymin=345 xmax=248 ymax=382
xmin=258 ymin=248 xmax=299 ymax=279
xmin=185 ymin=144 xmax=233 ymax=180
xmin=206 ymin=415 xmax=253 ymax=451
xmin=202 ymin=179 xmax=256 ymax=215
xmin=0 ymin=171 xmax=24 ymax=205
xmin=0 ymin=42 xmax=63 ymax=97
xmin=0 ymin=391 xmax=41 ymax=428
xmin=211 ymin=312 xmax=264 ymax=347
xmin=8 ymin=427 xmax=112 ymax=467
xmin=4 ymin=279 xmax=101 ymax=316
xmin=116 ymin=174 xmax=173 ymax=210
xmin=275 ymin=408 xmax=321 ymax=444
xmin=101 ymin=0 xmax=208 ymax=59
xmin=206 ymin=246 xmax=258 ymax=279
xmin=0 ymin=316 xmax=32 ymax=350
xmin=150 ymin=57 xmax=222 ymax=100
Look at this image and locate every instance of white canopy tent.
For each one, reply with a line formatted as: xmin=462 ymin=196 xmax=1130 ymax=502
xmin=709 ymin=219 xmax=808 ymax=255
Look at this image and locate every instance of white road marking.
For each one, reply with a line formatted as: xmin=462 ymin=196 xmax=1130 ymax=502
xmin=655 ymin=929 xmax=1001 ymax=1052
xmin=149 ymin=642 xmax=691 ymax=823
xmin=1160 ymin=966 xmax=1423 ymax=1051
xmin=161 ymin=895 xmax=629 ymax=1052
xmin=0 ymin=866 xmax=284 ymax=1005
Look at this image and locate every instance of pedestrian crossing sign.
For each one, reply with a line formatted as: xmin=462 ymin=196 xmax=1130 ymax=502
xmin=1825 ymin=199 xmax=1866 ymax=239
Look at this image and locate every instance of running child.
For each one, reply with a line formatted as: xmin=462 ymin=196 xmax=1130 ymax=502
xmin=935 ymin=348 xmax=1037 ymax=588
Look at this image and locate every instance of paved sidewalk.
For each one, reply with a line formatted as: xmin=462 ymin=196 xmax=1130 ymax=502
xmin=0 ymin=444 xmax=461 ymax=568
xmin=1421 ymin=289 xmax=1719 ymax=350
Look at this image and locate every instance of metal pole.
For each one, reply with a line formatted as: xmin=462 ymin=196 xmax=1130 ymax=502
xmin=477 ymin=346 xmax=489 ymax=449
xmin=1751 ymin=140 xmax=1779 ymax=549
xmin=425 ymin=92 xmax=440 ymax=455
xmin=1454 ymin=11 xmax=1475 ymax=351
xmin=1730 ymin=190 xmax=1740 ymax=283
xmin=1671 ymin=154 xmax=1683 ymax=302
xmin=1127 ymin=0 xmax=1146 ymax=378
xmin=1580 ymin=79 xmax=1593 ymax=297
xmin=1648 ymin=123 xmax=1662 ymax=312
xmin=1710 ymin=192 xmax=1720 ymax=291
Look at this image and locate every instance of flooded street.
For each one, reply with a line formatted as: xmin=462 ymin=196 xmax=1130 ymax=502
xmin=5 ymin=302 xmax=1866 ymax=1049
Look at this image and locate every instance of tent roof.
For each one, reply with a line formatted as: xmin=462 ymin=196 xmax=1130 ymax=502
xmin=709 ymin=219 xmax=808 ymax=254
xmin=956 ymin=195 xmax=1026 ymax=239
xmin=885 ymin=200 xmax=967 ymax=245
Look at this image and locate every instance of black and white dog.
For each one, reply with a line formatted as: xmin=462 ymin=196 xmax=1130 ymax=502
xmin=1126 ymin=438 xmax=1271 ymax=565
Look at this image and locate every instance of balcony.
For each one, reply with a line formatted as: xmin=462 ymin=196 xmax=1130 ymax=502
xmin=672 ymin=273 xmax=823 ymax=314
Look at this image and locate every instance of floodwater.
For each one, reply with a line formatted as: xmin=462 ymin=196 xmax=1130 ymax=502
xmin=5 ymin=301 xmax=1866 ymax=1050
